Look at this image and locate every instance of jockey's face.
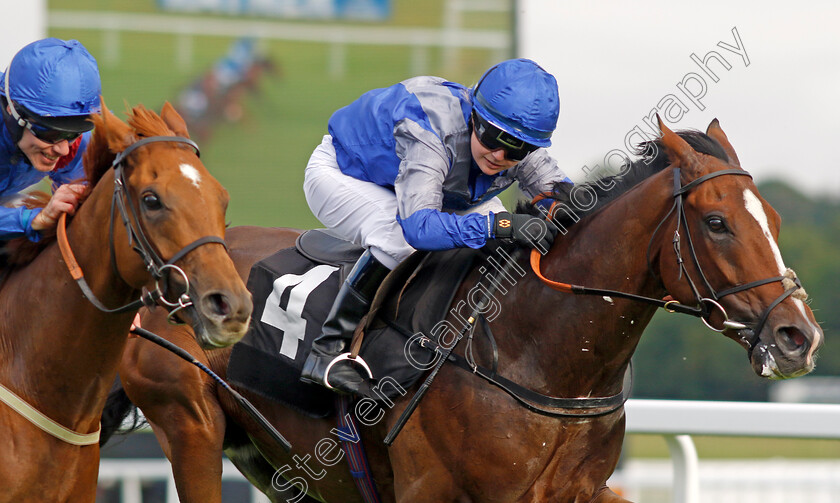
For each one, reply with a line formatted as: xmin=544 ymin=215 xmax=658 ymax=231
xmin=17 ymin=127 xmax=71 ymax=172
xmin=471 ymin=130 xmax=518 ymax=175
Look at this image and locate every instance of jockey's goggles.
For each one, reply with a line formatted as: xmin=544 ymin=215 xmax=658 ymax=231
xmin=20 ymin=116 xmax=83 ymax=144
xmin=471 ymin=111 xmax=539 ymax=161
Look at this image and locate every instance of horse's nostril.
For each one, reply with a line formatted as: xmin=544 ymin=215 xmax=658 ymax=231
xmin=778 ymin=326 xmax=807 ymax=351
xmin=205 ymin=293 xmax=232 ymax=318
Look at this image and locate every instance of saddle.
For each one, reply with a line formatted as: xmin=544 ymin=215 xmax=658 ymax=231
xmin=227 ymin=230 xmax=479 ymax=417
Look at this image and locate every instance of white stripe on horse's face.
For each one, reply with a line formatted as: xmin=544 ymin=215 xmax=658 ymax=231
xmin=180 ymin=163 xmax=202 ymax=189
xmin=743 ymin=189 xmax=785 ymax=276
xmin=743 ymin=188 xmax=815 ymax=327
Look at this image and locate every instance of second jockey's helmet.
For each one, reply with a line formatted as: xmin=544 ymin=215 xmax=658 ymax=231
xmin=471 ymin=58 xmax=559 ymax=148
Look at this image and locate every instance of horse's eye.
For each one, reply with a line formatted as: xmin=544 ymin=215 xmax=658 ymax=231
xmin=142 ymin=192 xmax=163 ymax=210
xmin=706 ymin=216 xmax=727 ymax=233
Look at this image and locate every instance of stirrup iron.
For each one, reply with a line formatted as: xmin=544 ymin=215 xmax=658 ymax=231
xmin=323 ymin=353 xmax=374 ymax=390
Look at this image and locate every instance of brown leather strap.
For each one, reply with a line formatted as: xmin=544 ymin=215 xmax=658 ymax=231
xmin=56 ymin=213 xmax=84 ymax=281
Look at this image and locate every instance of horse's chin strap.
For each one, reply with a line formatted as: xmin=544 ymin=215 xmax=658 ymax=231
xmin=531 ymin=167 xmax=807 ymax=352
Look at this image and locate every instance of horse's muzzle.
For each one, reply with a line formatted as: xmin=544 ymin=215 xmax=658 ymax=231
xmin=746 ymin=319 xmax=822 ymax=379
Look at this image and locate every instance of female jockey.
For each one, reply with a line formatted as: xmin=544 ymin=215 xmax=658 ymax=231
xmin=301 ymin=58 xmax=572 ymax=394
xmin=0 ymin=38 xmax=101 ymax=242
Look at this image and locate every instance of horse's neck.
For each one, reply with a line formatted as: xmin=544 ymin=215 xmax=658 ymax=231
xmin=495 ymin=173 xmax=674 ymax=396
xmin=0 ymin=179 xmax=137 ymax=429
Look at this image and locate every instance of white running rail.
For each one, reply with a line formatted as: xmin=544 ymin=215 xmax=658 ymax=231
xmin=621 ymin=399 xmax=840 ymax=503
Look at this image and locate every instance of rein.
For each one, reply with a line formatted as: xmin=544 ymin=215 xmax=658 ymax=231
xmin=532 ymin=167 xmax=806 ymax=354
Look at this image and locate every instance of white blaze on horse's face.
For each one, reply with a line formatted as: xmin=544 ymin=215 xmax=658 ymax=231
xmin=742 ymin=189 xmax=785 ymax=275
xmin=742 ymin=188 xmax=822 ymax=371
xmin=180 ymin=163 xmax=202 ymax=189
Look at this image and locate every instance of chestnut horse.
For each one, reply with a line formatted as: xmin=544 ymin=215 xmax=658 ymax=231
xmin=0 ymin=101 xmax=251 ymax=502
xmin=107 ymin=119 xmax=822 ymax=502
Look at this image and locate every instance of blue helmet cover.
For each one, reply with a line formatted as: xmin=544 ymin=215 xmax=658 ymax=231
xmin=1 ymin=38 xmax=101 ymax=119
xmin=472 ymin=58 xmax=559 ymax=147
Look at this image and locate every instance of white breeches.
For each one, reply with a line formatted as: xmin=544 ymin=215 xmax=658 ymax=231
xmin=303 ymin=135 xmax=505 ymax=270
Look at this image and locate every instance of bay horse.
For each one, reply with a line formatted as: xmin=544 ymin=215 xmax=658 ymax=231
xmin=107 ymin=118 xmax=822 ymax=502
xmin=0 ymin=100 xmax=252 ymax=502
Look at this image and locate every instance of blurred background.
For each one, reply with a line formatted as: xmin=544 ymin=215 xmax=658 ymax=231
xmin=3 ymin=0 xmax=838 ymax=501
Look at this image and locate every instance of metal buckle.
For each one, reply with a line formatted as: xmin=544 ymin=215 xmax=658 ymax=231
xmin=663 ymin=300 xmax=681 ymax=313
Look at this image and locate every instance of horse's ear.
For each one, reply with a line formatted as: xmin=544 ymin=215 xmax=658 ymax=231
xmin=85 ymin=97 xmax=135 ymax=181
xmin=705 ymin=118 xmax=741 ymax=168
xmin=160 ymin=102 xmax=190 ymax=139
xmin=97 ymin=98 xmax=135 ymax=153
xmin=656 ymin=114 xmax=701 ymax=175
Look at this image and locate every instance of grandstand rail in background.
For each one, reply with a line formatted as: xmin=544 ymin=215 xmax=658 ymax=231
xmin=97 ymin=399 xmax=840 ymax=502
xmin=47 ymin=10 xmax=511 ymax=78
xmin=98 ymin=459 xmax=266 ymax=503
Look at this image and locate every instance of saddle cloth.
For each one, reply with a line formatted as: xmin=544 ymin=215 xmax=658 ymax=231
xmin=227 ymin=230 xmax=478 ymax=418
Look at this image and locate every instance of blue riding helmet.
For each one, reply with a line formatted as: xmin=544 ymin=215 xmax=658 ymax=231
xmin=1 ymin=38 xmax=101 ymax=142
xmin=471 ymin=58 xmax=559 ymax=148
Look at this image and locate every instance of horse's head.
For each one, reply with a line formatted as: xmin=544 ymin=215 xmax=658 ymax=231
xmin=84 ymin=100 xmax=252 ymax=348
xmin=651 ymin=117 xmax=822 ymax=379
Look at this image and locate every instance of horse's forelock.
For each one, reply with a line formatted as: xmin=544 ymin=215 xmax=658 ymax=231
xmin=126 ymin=105 xmax=177 ymax=139
xmin=83 ymin=104 xmax=179 ymax=187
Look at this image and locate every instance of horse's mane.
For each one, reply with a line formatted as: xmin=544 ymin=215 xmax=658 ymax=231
xmin=518 ymin=130 xmax=731 ymax=227
xmin=5 ymin=104 xmax=179 ymax=266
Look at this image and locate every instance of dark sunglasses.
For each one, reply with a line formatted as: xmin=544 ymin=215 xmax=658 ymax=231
xmin=24 ymin=119 xmax=82 ymax=144
xmin=471 ymin=112 xmax=538 ymax=161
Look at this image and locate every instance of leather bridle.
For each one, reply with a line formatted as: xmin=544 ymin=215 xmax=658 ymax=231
xmin=533 ymin=167 xmax=807 ymax=355
xmin=58 ymin=136 xmax=227 ymax=323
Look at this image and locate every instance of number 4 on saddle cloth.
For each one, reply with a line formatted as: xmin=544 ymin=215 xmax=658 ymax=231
xmin=227 ymin=229 xmax=479 ymax=418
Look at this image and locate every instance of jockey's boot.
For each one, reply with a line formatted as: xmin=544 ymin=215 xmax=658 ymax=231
xmin=300 ymin=249 xmax=390 ymax=395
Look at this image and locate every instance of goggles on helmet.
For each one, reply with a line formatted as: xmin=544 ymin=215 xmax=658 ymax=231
xmin=15 ymin=109 xmax=84 ymax=144
xmin=472 ymin=111 xmax=539 ymax=161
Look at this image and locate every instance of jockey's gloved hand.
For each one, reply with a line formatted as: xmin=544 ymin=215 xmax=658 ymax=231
xmin=491 ymin=212 xmax=556 ymax=253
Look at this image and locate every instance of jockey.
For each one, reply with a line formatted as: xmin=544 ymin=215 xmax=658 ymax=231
xmin=0 ymin=38 xmax=101 ymax=243
xmin=301 ymin=58 xmax=571 ymax=395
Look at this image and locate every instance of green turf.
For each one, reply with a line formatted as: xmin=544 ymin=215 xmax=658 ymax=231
xmin=625 ymin=434 xmax=840 ymax=459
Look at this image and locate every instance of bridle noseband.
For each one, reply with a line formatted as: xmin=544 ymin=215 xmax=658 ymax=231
xmin=58 ymin=135 xmax=227 ymax=323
